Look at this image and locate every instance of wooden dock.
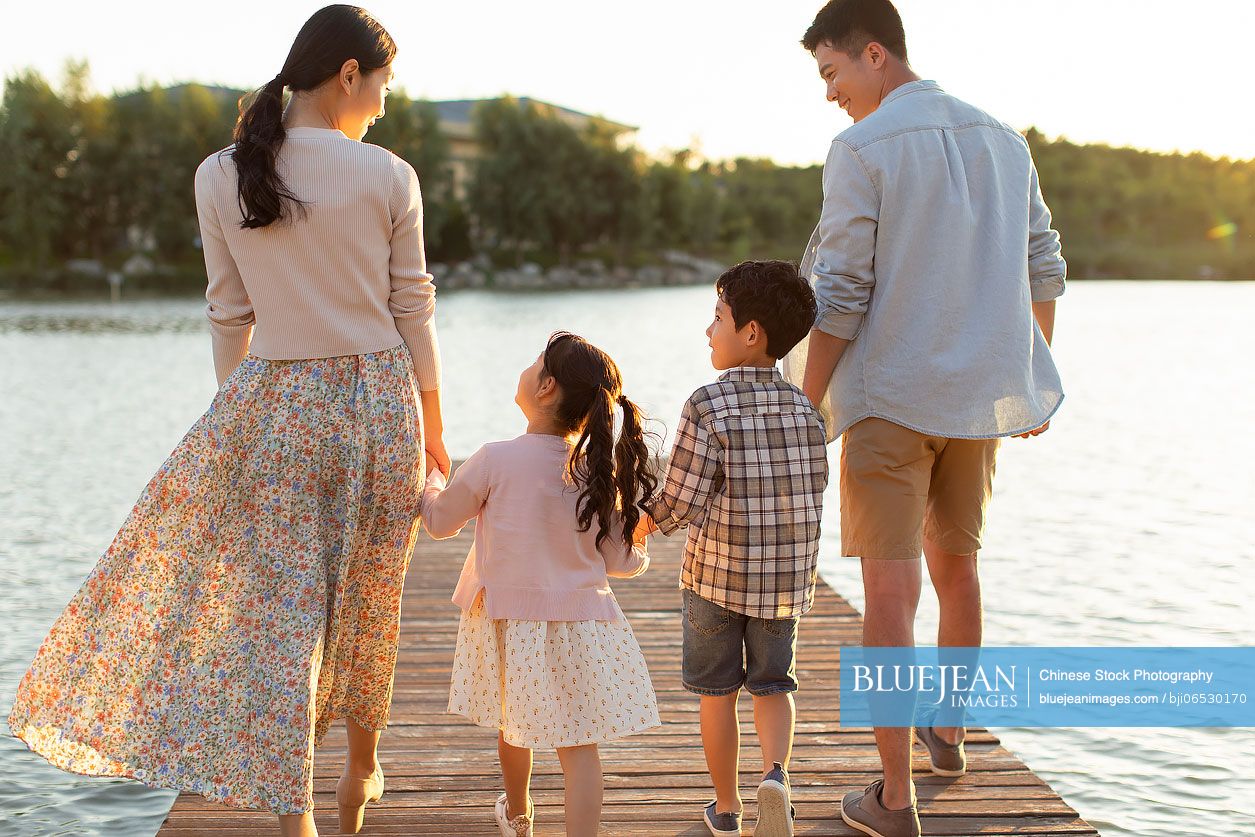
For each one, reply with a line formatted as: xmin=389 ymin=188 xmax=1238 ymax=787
xmin=159 ymin=524 xmax=1098 ymax=835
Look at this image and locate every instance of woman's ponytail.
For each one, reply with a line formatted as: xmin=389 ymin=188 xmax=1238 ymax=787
xmin=228 ymin=5 xmax=398 ymax=229
xmin=232 ymin=74 xmax=299 ymax=229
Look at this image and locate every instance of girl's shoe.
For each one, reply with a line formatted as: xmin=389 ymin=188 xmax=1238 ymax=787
xmin=495 ymin=792 xmax=534 ymax=836
xmin=336 ymin=766 xmax=385 ymax=834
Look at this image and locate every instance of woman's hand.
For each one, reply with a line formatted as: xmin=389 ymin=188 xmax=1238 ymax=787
xmin=425 ymin=438 xmax=451 ymax=478
xmin=418 ymin=388 xmax=449 ymax=476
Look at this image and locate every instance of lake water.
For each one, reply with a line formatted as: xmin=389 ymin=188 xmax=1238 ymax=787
xmin=1 ymin=282 xmax=1253 ymax=836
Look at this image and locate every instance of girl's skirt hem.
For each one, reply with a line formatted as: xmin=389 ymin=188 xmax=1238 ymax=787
xmin=445 ymin=708 xmax=660 ymax=750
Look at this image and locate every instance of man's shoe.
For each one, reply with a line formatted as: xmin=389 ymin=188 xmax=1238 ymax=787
xmin=753 ymin=762 xmax=795 ymax=836
xmin=840 ymin=779 xmax=921 ymax=837
xmin=703 ymin=800 xmax=743 ymax=836
xmin=915 ymin=717 xmax=967 ymax=777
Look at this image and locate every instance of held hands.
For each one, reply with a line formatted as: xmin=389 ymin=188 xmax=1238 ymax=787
xmin=633 ymin=513 xmax=658 ymax=546
xmin=425 ymin=438 xmax=452 ymax=478
xmin=1014 ymin=420 xmax=1050 ymax=439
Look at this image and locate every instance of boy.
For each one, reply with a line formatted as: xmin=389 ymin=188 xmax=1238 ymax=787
xmin=639 ymin=260 xmax=828 ymax=837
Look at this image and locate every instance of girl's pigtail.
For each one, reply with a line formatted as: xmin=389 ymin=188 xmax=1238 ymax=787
xmin=614 ymin=395 xmax=658 ymax=544
xmin=571 ymin=389 xmax=619 ymax=549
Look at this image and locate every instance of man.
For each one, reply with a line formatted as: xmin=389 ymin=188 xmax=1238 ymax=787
xmin=786 ymin=2 xmax=1066 ymax=835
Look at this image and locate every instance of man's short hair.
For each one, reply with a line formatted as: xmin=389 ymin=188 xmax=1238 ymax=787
xmin=716 ymin=260 xmax=818 ymax=360
xmin=801 ymin=0 xmax=908 ymax=63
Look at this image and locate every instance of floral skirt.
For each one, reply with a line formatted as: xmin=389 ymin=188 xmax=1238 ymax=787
xmin=7 ymin=344 xmax=424 ymax=814
xmin=448 ymin=597 xmax=660 ymax=749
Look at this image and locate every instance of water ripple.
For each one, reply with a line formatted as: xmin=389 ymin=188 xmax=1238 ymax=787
xmin=4 ymin=284 xmax=1255 ymax=836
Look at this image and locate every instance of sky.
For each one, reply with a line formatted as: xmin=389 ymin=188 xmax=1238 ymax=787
xmin=3 ymin=0 xmax=1253 ymax=166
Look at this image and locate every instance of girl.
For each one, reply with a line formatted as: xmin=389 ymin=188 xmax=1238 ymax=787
xmin=423 ymin=332 xmax=662 ymax=837
xmin=8 ymin=7 xmax=444 ymax=837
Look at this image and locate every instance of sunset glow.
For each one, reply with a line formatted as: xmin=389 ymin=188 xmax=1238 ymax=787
xmin=3 ymin=0 xmax=1253 ymax=166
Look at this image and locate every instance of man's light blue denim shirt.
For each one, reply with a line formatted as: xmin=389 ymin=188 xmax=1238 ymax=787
xmin=784 ymin=80 xmax=1065 ymax=441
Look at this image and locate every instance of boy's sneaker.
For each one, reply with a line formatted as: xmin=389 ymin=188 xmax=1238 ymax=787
xmin=703 ymin=800 xmax=743 ymax=836
xmin=753 ymin=762 xmax=795 ymax=836
xmin=840 ymin=780 xmax=920 ymax=837
xmin=494 ymin=792 xmax=533 ymax=837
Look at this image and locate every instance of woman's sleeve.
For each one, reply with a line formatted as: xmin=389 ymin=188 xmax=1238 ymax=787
xmin=388 ymin=157 xmax=442 ymax=391
xmin=421 ymin=447 xmax=490 ymax=539
xmin=195 ymin=156 xmax=255 ymax=386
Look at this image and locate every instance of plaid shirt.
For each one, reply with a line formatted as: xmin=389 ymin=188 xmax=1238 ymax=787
xmin=646 ymin=367 xmax=829 ymax=619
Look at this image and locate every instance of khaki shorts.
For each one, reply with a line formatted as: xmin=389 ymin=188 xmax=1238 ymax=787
xmin=840 ymin=418 xmax=1000 ymax=560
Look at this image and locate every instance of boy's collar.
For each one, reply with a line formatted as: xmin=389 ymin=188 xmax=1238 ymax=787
xmin=718 ymin=365 xmax=782 ymax=383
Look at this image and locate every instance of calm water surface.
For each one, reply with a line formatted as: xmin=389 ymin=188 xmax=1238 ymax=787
xmin=1 ymin=282 xmax=1253 ymax=836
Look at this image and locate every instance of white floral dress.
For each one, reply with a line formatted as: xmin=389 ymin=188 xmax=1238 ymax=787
xmin=449 ymin=597 xmax=659 ymax=749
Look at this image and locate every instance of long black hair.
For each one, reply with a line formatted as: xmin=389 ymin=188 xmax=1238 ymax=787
xmin=231 ymin=4 xmax=396 ymax=228
xmin=542 ymin=332 xmax=658 ymax=548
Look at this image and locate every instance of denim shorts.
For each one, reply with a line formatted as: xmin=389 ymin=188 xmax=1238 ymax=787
xmin=681 ymin=589 xmax=799 ymax=697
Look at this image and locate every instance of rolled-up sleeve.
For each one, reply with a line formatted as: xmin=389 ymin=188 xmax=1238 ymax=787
xmin=1027 ymin=155 xmax=1066 ymax=302
xmin=812 ymin=139 xmax=879 ymax=340
xmin=389 ymin=158 xmax=442 ymax=390
xmin=195 ymin=157 xmax=255 ymax=387
xmin=645 ymin=398 xmax=724 ymax=536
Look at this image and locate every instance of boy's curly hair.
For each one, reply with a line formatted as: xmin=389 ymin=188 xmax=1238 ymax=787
xmin=716 ymin=260 xmax=818 ymax=359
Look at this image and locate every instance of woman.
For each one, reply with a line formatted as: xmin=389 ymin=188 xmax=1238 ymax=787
xmin=6 ymin=6 xmax=445 ymax=836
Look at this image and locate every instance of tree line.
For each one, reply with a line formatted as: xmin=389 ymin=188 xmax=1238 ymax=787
xmin=1 ymin=63 xmax=1252 ymax=294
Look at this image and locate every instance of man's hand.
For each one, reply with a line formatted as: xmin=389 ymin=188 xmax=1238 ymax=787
xmin=802 ymin=329 xmax=852 ymax=409
xmin=1017 ymin=300 xmax=1057 ymax=440
xmin=633 ymin=513 xmax=658 ymax=545
xmin=1014 ymin=420 xmax=1050 ymax=439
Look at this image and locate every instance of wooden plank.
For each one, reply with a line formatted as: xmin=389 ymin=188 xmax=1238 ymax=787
xmin=159 ymin=485 xmax=1098 ymax=835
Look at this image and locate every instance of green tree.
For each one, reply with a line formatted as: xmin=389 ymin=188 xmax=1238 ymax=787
xmin=637 ymin=150 xmax=696 ymax=252
xmin=467 ymin=98 xmax=640 ymax=265
xmin=0 ymin=65 xmax=83 ymax=269
xmin=6 ymin=63 xmax=1255 ymax=290
xmin=367 ymin=94 xmax=464 ymax=259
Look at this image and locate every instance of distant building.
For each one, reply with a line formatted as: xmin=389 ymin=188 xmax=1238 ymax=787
xmin=430 ymin=98 xmax=636 ymax=198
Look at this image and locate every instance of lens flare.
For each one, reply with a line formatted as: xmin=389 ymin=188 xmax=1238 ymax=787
xmin=1206 ymin=221 xmax=1238 ymax=240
